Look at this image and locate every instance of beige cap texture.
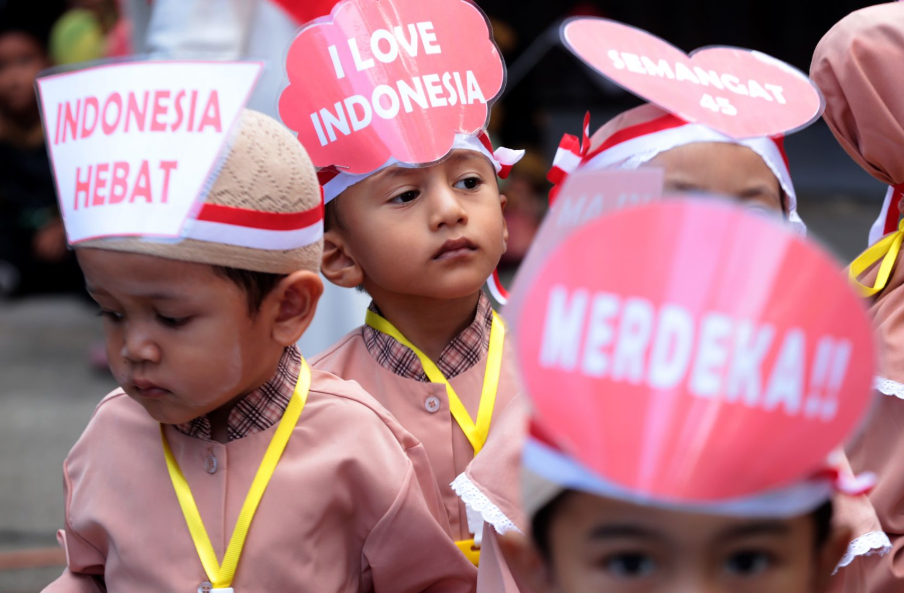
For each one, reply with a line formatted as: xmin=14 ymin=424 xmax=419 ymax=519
xmin=79 ymin=109 xmax=322 ymax=274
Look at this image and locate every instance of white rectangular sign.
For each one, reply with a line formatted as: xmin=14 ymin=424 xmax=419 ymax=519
xmin=37 ymin=60 xmax=262 ymax=243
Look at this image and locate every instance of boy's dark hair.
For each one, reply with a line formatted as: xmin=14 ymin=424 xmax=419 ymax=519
xmin=530 ymin=491 xmax=835 ymax=558
xmin=211 ymin=265 xmax=286 ymax=314
xmin=324 ymin=196 xmax=344 ymax=232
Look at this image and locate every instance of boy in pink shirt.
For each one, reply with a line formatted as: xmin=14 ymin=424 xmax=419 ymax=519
xmin=279 ymin=0 xmax=524 ymax=562
xmin=39 ymin=60 xmax=475 ymax=592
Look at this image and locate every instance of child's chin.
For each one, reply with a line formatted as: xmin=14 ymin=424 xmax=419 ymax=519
xmin=131 ymin=396 xmax=193 ymax=426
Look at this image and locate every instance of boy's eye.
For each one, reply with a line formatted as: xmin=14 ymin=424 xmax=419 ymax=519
xmin=156 ymin=314 xmax=190 ymax=328
xmin=97 ymin=309 xmax=123 ymax=322
xmin=603 ymin=552 xmax=656 ymax=579
xmin=389 ymin=189 xmax=420 ymax=204
xmin=724 ymin=551 xmax=771 ymax=577
xmin=453 ymin=176 xmax=482 ymax=190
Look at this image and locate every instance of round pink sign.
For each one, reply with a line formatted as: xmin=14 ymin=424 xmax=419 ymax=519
xmin=561 ymin=18 xmax=824 ymax=139
xmin=516 ymin=200 xmax=875 ymax=502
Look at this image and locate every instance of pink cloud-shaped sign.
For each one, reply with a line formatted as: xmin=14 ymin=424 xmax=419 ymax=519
xmin=279 ymin=0 xmax=504 ymax=174
xmin=562 ymin=18 xmax=824 ymax=139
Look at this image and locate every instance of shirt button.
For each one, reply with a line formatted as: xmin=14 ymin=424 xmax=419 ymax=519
xmin=424 ymin=396 xmax=441 ymax=413
xmin=204 ymin=451 xmax=218 ymax=474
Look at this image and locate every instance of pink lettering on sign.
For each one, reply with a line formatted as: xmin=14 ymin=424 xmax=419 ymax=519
xmin=516 ymin=200 xmax=874 ymax=502
xmin=278 ymin=0 xmax=504 ymax=174
xmin=53 ymin=89 xmax=222 ymax=145
xmin=71 ymin=160 xmax=179 ymax=210
xmin=561 ymin=18 xmax=824 ymax=139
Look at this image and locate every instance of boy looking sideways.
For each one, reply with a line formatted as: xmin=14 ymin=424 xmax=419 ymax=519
xmin=284 ymin=0 xmax=526 ymax=562
xmin=40 ymin=60 xmax=475 ymax=591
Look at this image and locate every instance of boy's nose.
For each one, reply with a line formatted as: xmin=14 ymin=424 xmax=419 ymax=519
xmin=121 ymin=324 xmax=162 ymax=364
xmin=429 ymin=186 xmax=469 ymax=229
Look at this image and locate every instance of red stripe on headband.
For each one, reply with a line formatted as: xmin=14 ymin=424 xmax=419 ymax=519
xmin=583 ymin=113 xmax=689 ymax=164
xmin=196 ymin=201 xmax=324 ymax=231
xmin=317 ymin=166 xmax=341 ymax=186
xmin=770 ymin=135 xmax=790 ymax=172
xmin=477 ymin=130 xmax=495 ymax=154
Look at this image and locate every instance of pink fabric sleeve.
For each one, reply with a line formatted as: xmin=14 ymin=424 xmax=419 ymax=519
xmin=364 ymin=459 xmax=477 ymax=593
xmin=42 ymin=461 xmax=106 ymax=592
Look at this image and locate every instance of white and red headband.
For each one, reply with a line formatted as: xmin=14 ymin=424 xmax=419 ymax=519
xmin=317 ymin=131 xmax=524 ymax=204
xmin=183 ymin=194 xmax=324 ymax=251
xmin=522 ymin=426 xmax=873 ymax=520
xmin=548 ymin=109 xmax=806 ymax=235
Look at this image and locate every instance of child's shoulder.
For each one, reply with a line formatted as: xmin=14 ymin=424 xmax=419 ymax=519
xmin=84 ymin=388 xmax=155 ymax=434
xmin=305 ymin=367 xmax=419 ymax=452
xmin=308 ymin=327 xmax=366 ymax=369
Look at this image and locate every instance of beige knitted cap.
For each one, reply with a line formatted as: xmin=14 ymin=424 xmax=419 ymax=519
xmin=78 ymin=109 xmax=322 ymax=274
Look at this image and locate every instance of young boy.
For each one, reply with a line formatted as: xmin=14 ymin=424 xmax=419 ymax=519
xmin=496 ymin=199 xmax=877 ymax=593
xmin=283 ymin=0 xmax=525 ymax=561
xmin=41 ymin=62 xmax=475 ymax=591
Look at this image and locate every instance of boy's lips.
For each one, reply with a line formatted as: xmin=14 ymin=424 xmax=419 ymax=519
xmin=433 ymin=237 xmax=478 ymax=261
xmin=131 ymin=378 xmax=171 ymax=399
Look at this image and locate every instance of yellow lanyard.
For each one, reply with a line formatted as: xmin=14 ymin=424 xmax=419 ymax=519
xmin=849 ymin=219 xmax=904 ymax=297
xmin=365 ymin=309 xmax=505 ymax=455
xmin=161 ymin=360 xmax=311 ymax=590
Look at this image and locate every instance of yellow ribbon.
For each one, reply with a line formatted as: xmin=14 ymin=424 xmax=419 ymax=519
xmin=365 ymin=309 xmax=504 ymax=456
xmin=456 ymin=538 xmax=481 ymax=566
xmin=849 ymin=219 xmax=904 ymax=297
xmin=161 ymin=360 xmax=311 ymax=589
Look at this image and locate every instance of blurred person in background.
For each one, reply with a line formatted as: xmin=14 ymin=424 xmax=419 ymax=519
xmin=49 ymin=0 xmax=130 ymax=65
xmin=0 ymin=1 xmax=85 ymax=299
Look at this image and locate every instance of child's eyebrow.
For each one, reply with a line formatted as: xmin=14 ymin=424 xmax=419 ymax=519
xmin=716 ymin=521 xmax=791 ymax=541
xmin=368 ymin=165 xmax=420 ymax=183
xmin=84 ymin=284 xmax=181 ymax=300
xmin=588 ymin=523 xmax=661 ymax=541
xmin=738 ymin=184 xmax=780 ymax=199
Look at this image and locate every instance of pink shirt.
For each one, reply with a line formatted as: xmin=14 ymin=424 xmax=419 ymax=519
xmin=44 ymin=370 xmax=476 ymax=592
xmin=311 ymin=327 xmax=522 ymax=542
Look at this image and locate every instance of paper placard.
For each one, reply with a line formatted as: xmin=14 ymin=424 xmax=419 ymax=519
xmin=37 ymin=60 xmax=262 ymax=244
xmin=278 ymin=0 xmax=504 ymax=174
xmin=561 ymin=18 xmax=824 ymax=139
xmin=505 ymin=168 xmax=664 ymax=323
xmin=517 ymin=199 xmax=874 ymax=502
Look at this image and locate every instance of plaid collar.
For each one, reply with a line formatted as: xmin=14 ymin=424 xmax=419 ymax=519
xmin=363 ymin=291 xmax=493 ymax=382
xmin=174 ymin=345 xmax=301 ymax=442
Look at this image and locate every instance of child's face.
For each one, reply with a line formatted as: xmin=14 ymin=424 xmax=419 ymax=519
xmin=327 ymin=150 xmax=507 ymax=300
xmin=508 ymin=492 xmax=847 ymax=593
xmin=0 ymin=31 xmax=47 ymax=118
xmin=648 ymin=143 xmax=784 ymax=214
xmin=77 ymin=249 xmax=287 ymax=425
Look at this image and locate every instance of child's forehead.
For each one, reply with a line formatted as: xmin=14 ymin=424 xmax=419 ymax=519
xmin=77 ymin=248 xmax=227 ymax=296
xmin=563 ymin=492 xmax=804 ymax=544
xmin=368 ymin=149 xmax=496 ymax=182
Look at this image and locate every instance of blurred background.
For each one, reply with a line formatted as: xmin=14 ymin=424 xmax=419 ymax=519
xmin=0 ymin=0 xmax=885 ymax=590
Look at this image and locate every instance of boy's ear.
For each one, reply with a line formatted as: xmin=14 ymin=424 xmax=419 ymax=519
xmin=499 ymin=193 xmax=509 ymax=252
xmin=498 ymin=532 xmax=554 ymax=593
xmin=322 ymin=230 xmax=365 ymax=289
xmin=267 ymin=270 xmax=324 ymax=346
xmin=814 ymin=525 xmax=852 ymax=593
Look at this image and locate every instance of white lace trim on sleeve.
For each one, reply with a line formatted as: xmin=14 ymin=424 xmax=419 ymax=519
xmin=834 ymin=530 xmax=892 ymax=573
xmin=875 ymin=376 xmax=904 ymax=399
xmin=451 ymin=473 xmax=521 ymax=535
